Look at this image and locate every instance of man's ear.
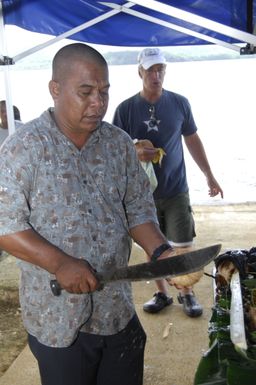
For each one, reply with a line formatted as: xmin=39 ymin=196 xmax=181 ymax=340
xmin=49 ymin=80 xmax=60 ymax=99
xmin=138 ymin=66 xmax=142 ymax=79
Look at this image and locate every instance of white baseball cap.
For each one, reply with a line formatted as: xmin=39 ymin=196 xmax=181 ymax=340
xmin=138 ymin=48 xmax=166 ymax=70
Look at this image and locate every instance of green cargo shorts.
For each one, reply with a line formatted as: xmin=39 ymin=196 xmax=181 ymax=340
xmin=154 ymin=192 xmax=196 ymax=246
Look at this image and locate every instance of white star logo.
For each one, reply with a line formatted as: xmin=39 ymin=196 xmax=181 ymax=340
xmin=144 ymin=119 xmax=160 ymax=132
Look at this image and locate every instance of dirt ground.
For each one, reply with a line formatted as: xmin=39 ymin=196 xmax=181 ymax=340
xmin=1 ymin=203 xmax=256 ymax=384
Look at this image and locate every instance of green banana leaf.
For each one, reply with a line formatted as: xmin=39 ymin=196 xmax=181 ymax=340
xmin=194 ymin=280 xmax=256 ymax=385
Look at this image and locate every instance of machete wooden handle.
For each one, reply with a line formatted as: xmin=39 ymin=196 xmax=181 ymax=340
xmin=50 ymin=274 xmax=104 ymax=296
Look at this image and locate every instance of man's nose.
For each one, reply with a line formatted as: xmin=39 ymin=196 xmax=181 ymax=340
xmin=150 ymin=70 xmax=161 ymax=79
xmin=90 ymin=91 xmax=106 ymax=107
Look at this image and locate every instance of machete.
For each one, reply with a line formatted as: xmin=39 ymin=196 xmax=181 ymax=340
xmin=50 ymin=243 xmax=221 ymax=296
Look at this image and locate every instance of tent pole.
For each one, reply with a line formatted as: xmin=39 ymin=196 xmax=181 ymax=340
xmin=130 ymin=0 xmax=256 ymax=46
xmin=240 ymin=0 xmax=256 ymax=54
xmin=0 ymin=0 xmax=15 ymax=134
xmin=13 ymin=2 xmax=134 ymax=63
xmin=246 ymin=0 xmax=253 ymax=33
xmin=102 ymin=2 xmax=240 ymax=52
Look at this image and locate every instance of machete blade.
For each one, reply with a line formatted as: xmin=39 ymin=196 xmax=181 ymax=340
xmin=97 ymin=244 xmax=221 ymax=284
xmin=50 ymin=244 xmax=221 ymax=295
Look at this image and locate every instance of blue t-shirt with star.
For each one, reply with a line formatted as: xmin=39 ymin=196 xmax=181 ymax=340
xmin=112 ymin=89 xmax=197 ymax=199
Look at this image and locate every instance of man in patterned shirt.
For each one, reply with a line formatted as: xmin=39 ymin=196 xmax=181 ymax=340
xmin=0 ymin=43 xmax=187 ymax=385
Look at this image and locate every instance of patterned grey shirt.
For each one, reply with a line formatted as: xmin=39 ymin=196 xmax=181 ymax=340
xmin=0 ymin=109 xmax=158 ymax=347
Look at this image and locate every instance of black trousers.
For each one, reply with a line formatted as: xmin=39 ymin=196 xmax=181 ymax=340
xmin=28 ymin=314 xmax=146 ymax=385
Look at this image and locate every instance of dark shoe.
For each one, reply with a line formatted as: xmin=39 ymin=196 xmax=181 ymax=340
xmin=143 ymin=292 xmax=173 ymax=313
xmin=177 ymin=292 xmax=203 ymax=317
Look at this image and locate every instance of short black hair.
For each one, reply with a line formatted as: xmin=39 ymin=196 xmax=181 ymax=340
xmin=0 ymin=100 xmax=21 ymax=120
xmin=13 ymin=105 xmax=21 ymax=120
xmin=52 ymin=43 xmax=107 ymax=81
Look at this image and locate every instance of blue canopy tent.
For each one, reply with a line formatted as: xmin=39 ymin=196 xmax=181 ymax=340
xmin=2 ymin=1 xmax=256 ymax=57
xmin=1 ymin=0 xmax=256 ymax=132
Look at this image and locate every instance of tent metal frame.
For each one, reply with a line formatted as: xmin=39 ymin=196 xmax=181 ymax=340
xmin=3 ymin=0 xmax=256 ymax=64
xmin=0 ymin=0 xmax=256 ymax=133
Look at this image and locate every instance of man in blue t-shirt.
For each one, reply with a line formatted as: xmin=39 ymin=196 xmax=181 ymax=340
xmin=113 ymin=48 xmax=223 ymax=318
